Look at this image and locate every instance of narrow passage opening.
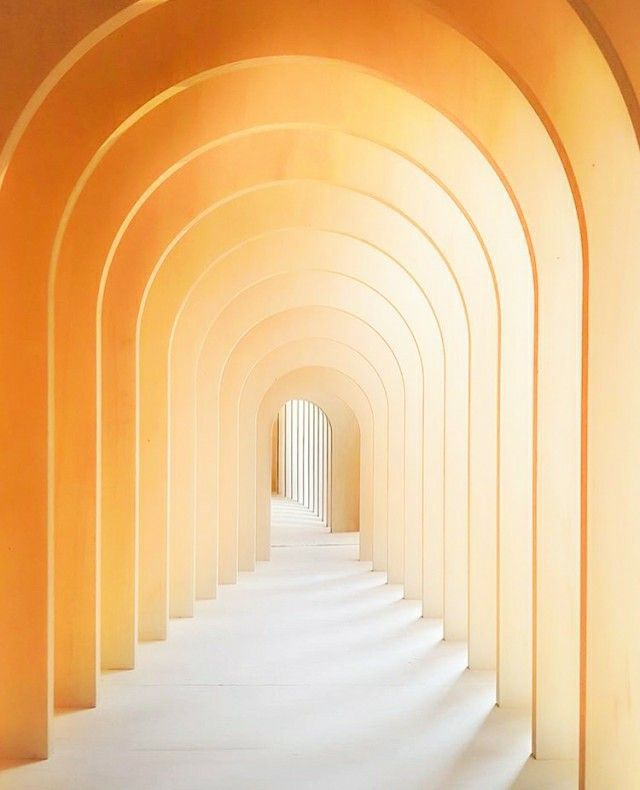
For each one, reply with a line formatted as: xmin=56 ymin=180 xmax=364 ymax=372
xmin=269 ymin=398 xmax=361 ymax=551
xmin=274 ymin=399 xmax=332 ymax=525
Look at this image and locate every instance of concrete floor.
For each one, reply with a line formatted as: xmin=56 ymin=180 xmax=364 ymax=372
xmin=0 ymin=498 xmax=576 ymax=789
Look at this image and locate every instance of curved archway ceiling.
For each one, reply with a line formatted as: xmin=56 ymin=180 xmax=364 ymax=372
xmin=0 ymin=2 xmax=638 ymax=787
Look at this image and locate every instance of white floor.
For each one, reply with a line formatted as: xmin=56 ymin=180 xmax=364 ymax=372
xmin=0 ymin=497 xmax=576 ymax=789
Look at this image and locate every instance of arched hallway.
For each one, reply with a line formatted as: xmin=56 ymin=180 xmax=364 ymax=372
xmin=0 ymin=497 xmax=573 ymax=790
xmin=1 ymin=2 xmax=639 ymax=787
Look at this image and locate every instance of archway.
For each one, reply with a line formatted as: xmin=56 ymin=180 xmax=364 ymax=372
xmin=0 ymin=3 xmax=638 ymax=785
xmin=272 ymin=397 xmax=357 ymax=537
